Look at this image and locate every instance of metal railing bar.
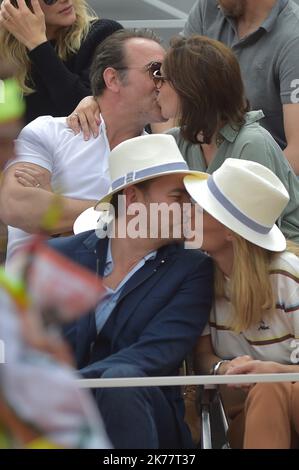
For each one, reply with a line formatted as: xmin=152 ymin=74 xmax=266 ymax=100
xmin=77 ymin=372 xmax=299 ymax=388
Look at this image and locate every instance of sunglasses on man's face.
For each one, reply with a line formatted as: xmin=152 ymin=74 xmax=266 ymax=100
xmin=152 ymin=69 xmax=169 ymax=89
xmin=145 ymin=61 xmax=162 ymax=78
xmin=115 ymin=61 xmax=162 ymax=79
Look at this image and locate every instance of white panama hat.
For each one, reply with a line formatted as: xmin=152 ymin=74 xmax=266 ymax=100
xmin=74 ymin=134 xmax=206 ymax=234
xmin=184 ymin=158 xmax=289 ymax=252
xmin=95 ymin=133 xmax=206 ymax=208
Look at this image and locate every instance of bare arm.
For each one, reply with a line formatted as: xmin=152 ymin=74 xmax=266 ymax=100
xmin=0 ymin=162 xmax=96 ymax=234
xmin=66 ymin=98 xmax=176 ymax=139
xmin=283 ymin=103 xmax=299 ymax=175
xmin=195 ymin=334 xmax=253 ymax=375
xmin=194 ymin=334 xmax=222 ymax=374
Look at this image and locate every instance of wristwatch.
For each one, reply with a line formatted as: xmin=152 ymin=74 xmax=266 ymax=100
xmin=211 ymin=360 xmax=229 ymax=375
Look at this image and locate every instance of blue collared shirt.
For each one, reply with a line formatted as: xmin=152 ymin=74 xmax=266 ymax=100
xmin=95 ymin=241 xmax=157 ymax=333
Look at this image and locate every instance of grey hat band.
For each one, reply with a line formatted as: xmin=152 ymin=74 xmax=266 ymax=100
xmin=111 ymin=161 xmax=189 ymax=191
xmin=207 ymin=176 xmax=272 ymax=235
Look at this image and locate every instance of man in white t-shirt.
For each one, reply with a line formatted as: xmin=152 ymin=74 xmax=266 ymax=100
xmin=0 ymin=29 xmax=165 ymax=262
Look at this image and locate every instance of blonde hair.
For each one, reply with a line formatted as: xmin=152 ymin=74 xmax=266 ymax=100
xmin=215 ymin=235 xmax=299 ymax=333
xmin=0 ymin=0 xmax=98 ymax=94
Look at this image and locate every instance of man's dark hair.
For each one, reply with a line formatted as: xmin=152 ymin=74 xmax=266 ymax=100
xmin=90 ymin=29 xmax=162 ymax=97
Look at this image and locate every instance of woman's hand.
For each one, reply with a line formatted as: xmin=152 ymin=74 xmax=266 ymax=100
xmin=225 ymin=359 xmax=283 ymax=391
xmin=227 ymin=359 xmax=284 ymax=376
xmin=0 ymin=0 xmax=47 ymax=51
xmin=217 ymin=354 xmax=252 ymax=375
xmin=66 ymin=96 xmax=101 ymax=140
xmin=14 ymin=163 xmax=52 ymax=191
xmin=219 ymin=355 xmax=253 ymax=391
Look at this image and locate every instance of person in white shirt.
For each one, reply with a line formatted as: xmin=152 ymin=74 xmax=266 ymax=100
xmin=0 ymin=29 xmax=165 ymax=263
xmin=184 ymin=158 xmax=299 ymax=448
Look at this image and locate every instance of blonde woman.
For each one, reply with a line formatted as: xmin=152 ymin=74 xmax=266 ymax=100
xmin=184 ymin=158 xmax=299 ymax=448
xmin=0 ymin=0 xmax=122 ymax=123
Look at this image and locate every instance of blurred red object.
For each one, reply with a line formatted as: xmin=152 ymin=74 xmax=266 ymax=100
xmin=14 ymin=237 xmax=105 ymax=322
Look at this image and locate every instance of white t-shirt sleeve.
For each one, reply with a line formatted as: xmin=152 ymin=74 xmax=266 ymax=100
xmin=7 ymin=116 xmax=58 ymax=173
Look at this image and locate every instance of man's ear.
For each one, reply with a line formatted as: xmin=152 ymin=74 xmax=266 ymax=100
xmin=122 ymin=186 xmax=139 ymax=210
xmin=102 ymin=67 xmax=122 ymax=93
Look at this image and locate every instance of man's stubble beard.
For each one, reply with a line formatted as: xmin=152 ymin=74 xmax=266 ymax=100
xmin=218 ymin=0 xmax=246 ymax=18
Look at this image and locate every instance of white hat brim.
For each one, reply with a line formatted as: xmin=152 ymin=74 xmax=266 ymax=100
xmin=73 ymin=207 xmax=103 ymax=235
xmin=184 ymin=175 xmax=286 ymax=252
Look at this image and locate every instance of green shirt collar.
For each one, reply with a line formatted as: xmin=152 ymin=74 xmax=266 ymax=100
xmin=219 ymin=110 xmax=265 ymax=143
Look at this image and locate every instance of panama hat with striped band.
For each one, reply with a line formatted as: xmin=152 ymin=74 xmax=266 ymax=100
xmin=73 ymin=134 xmax=206 ymax=233
xmin=184 ymin=158 xmax=289 ymax=252
xmin=95 ymin=133 xmax=206 ymax=209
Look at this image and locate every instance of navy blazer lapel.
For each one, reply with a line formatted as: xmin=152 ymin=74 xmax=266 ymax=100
xmin=82 ymin=232 xmax=109 ymax=276
xmin=117 ymin=243 xmax=178 ymax=304
xmin=75 ymin=308 xmax=96 ymax=368
xmin=112 ymin=244 xmax=180 ymax=339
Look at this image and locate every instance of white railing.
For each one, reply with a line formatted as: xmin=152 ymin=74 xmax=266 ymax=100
xmin=77 ymin=372 xmax=299 ymax=388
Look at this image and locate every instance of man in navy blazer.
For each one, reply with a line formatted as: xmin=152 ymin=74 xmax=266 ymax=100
xmin=49 ymin=134 xmax=213 ymax=449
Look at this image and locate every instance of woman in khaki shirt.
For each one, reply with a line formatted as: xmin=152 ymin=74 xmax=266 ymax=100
xmin=153 ymin=35 xmax=299 ymax=243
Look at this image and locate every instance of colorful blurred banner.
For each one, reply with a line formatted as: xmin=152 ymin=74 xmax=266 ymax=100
xmin=8 ymin=237 xmax=105 ymax=322
xmin=25 ymin=242 xmax=105 ymax=321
